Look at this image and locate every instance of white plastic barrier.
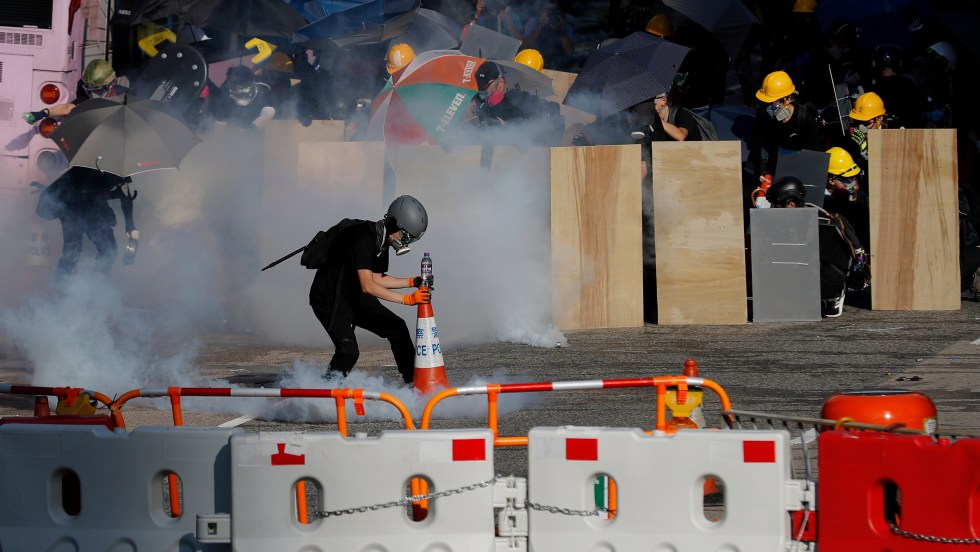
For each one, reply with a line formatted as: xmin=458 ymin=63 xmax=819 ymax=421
xmin=527 ymin=427 xmax=809 ymax=552
xmin=229 ymin=428 xmax=496 ymax=551
xmin=0 ymin=424 xmax=239 ymax=551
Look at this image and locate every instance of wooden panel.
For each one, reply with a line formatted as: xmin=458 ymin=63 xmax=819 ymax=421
xmin=652 ymin=141 xmax=747 ymax=325
xmin=391 ymin=144 xmax=484 ymax=193
xmin=542 ymin=69 xmax=596 ymax=130
xmin=263 ymin=120 xmax=346 ymax=186
xmin=551 ymin=145 xmax=644 ymax=329
xmin=869 ymin=129 xmax=959 ymax=310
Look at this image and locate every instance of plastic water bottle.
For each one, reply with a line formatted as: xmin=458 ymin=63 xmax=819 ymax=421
xmin=421 ymin=252 xmax=433 ymax=289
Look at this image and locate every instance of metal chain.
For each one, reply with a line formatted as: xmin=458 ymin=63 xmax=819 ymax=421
xmin=525 ymin=501 xmax=614 ymax=517
xmin=312 ymin=477 xmax=497 ymax=518
xmin=889 ymin=522 xmax=980 ymax=545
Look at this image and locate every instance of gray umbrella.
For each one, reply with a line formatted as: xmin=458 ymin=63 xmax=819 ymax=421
xmin=492 ymin=59 xmax=556 ymax=98
xmin=459 ymin=24 xmax=521 ymax=61
xmin=49 ymin=95 xmax=201 ymax=178
xmin=396 ymin=8 xmax=461 ymax=52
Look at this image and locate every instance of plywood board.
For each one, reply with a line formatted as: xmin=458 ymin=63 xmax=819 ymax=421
xmin=542 ymin=69 xmax=596 ymax=130
xmin=652 ymin=141 xmax=747 ymax=324
xmin=869 ymin=128 xmax=959 ymax=310
xmin=551 ymin=145 xmax=644 ymax=329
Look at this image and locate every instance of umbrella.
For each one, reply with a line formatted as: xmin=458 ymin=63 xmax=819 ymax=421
xmin=690 ymin=104 xmax=755 ymax=161
xmin=663 ymin=0 xmax=758 ymax=60
xmin=395 ymin=8 xmax=461 ymax=53
xmin=563 ymin=32 xmax=690 ymax=119
xmin=49 ymin=95 xmax=201 ymax=178
xmin=367 ymin=52 xmax=484 ymax=145
xmin=459 ymin=24 xmax=522 ymax=61
xmin=816 ymin=0 xmax=930 ymax=50
xmin=492 ymin=59 xmax=556 ymax=98
xmin=111 ymin=0 xmax=186 ymax=25
xmin=181 ymin=0 xmax=308 ymax=39
xmin=292 ymin=0 xmax=418 ymax=48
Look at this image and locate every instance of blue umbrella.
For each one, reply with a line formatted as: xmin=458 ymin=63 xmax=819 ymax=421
xmin=292 ymin=0 xmax=417 ymax=48
xmin=816 ymin=0 xmax=930 ymax=50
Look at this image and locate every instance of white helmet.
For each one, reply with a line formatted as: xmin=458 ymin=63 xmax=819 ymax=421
xmin=928 ymin=41 xmax=957 ymax=71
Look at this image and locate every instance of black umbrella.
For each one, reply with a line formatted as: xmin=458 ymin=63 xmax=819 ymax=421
xmin=563 ymin=32 xmax=690 ymax=119
xmin=663 ymin=0 xmax=758 ymax=60
xmin=181 ymin=0 xmax=307 ymax=39
xmin=111 ymin=0 xmax=186 ymax=26
xmin=396 ymin=8 xmax=461 ymax=53
xmin=49 ymin=95 xmax=201 ymax=178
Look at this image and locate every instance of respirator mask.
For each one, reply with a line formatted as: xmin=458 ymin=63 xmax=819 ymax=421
xmin=83 ymin=83 xmax=113 ymax=98
xmin=767 ymin=100 xmax=792 ymax=122
xmin=478 ymin=80 xmax=505 ymax=107
xmin=391 ymin=229 xmax=419 ymax=256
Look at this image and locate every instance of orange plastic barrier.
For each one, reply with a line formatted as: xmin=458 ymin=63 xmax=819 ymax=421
xmin=818 ymin=431 xmax=980 ymax=550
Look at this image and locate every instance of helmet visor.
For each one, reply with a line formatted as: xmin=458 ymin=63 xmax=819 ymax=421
xmin=400 ymin=229 xmax=420 ymax=245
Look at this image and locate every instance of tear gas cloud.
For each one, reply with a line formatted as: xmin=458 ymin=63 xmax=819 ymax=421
xmin=0 ymin=97 xmax=578 ymax=414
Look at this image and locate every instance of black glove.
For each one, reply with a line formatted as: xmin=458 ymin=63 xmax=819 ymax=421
xmin=412 ymin=275 xmax=435 ymax=288
xmin=23 ymin=110 xmax=49 ymax=125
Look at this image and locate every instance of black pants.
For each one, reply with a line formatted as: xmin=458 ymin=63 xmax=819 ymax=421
xmin=312 ymin=297 xmax=415 ymax=383
xmin=56 ymin=217 xmax=118 ymax=278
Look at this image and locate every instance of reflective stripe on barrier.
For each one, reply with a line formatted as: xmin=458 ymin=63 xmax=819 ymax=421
xmin=229 ymin=429 xmax=495 ymax=551
xmin=0 ymin=424 xmax=238 ymax=551
xmin=527 ymin=427 xmax=806 ymax=551
xmin=818 ymin=431 xmax=980 ymax=550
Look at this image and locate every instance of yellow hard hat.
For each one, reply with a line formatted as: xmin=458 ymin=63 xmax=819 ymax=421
xmin=849 ymin=92 xmax=886 ymax=121
xmin=386 ymin=43 xmax=416 ymax=74
xmin=515 ymin=49 xmax=544 ymax=72
xmin=645 ymin=14 xmax=674 ymax=38
xmin=792 ymin=0 xmax=818 ymax=13
xmin=826 ymin=147 xmax=861 ymax=177
xmin=755 ymin=71 xmax=796 ymax=103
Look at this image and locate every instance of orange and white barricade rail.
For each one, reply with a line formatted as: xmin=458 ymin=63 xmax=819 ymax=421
xmin=0 ymin=424 xmax=239 ymax=551
xmin=110 ymin=386 xmax=415 ymax=432
xmin=818 ymin=431 xmax=980 ymax=550
xmin=526 ymin=427 xmax=812 ymax=551
xmin=224 ymin=429 xmax=497 ymax=551
xmin=421 ymin=375 xmax=734 ymax=446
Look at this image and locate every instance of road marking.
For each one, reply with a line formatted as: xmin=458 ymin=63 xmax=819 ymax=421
xmin=218 ymin=415 xmax=255 ymax=428
xmin=972 ymin=337 xmax=980 ymax=345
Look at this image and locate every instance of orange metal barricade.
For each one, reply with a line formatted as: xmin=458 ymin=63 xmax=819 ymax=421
xmin=421 ymin=375 xmax=733 ymax=447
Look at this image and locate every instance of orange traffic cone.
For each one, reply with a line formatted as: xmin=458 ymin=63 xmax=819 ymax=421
xmin=413 ymin=289 xmax=449 ymax=394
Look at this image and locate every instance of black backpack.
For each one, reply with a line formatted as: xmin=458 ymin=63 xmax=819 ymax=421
xmin=813 ymin=205 xmax=870 ymax=290
xmin=668 ymin=106 xmax=719 ymax=141
xmin=300 ymin=219 xmax=367 ymax=269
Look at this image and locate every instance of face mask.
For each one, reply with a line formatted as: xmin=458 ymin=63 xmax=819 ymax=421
xmin=767 ymin=102 xmax=792 ymax=122
xmin=390 ymin=229 xmax=418 ymax=256
xmin=487 ymin=88 xmax=505 ymax=107
xmin=858 ymin=123 xmax=869 ymax=134
xmin=83 ymin=83 xmax=113 ymax=98
xmin=827 ymin=45 xmax=842 ymax=60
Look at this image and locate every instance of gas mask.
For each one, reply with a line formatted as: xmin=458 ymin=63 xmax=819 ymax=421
xmin=767 ymin=100 xmax=792 ymax=122
xmin=478 ymin=81 xmax=505 ymax=107
xmin=228 ymin=83 xmax=258 ymax=106
xmin=830 ymin=175 xmax=858 ymax=198
xmin=82 ymin=83 xmax=113 ymax=98
xmin=390 ymin=229 xmax=419 ymax=256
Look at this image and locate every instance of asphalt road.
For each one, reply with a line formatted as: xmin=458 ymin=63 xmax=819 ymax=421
xmin=2 ymin=299 xmax=979 ymax=477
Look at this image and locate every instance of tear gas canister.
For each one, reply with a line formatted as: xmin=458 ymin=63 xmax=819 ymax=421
xmin=123 ymin=237 xmax=139 ymax=265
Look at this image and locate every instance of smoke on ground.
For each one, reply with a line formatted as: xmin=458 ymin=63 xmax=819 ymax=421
xmin=0 ymin=103 xmax=586 ymax=406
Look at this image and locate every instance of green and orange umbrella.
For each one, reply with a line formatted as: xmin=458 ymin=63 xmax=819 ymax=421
xmin=367 ymin=50 xmax=484 ymax=146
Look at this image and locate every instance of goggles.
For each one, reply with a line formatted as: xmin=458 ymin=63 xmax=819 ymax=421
xmin=400 ymin=229 xmax=420 ymax=245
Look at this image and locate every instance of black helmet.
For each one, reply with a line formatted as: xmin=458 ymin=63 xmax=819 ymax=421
xmin=766 ymin=176 xmax=807 ymax=208
xmin=385 ymin=195 xmax=428 ymax=241
xmin=871 ymin=44 xmax=903 ymax=74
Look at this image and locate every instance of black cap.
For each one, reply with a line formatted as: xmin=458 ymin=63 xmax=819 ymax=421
xmin=475 ymin=62 xmax=501 ymax=91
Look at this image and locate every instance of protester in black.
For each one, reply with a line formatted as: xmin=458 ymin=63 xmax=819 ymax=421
xmin=37 ymin=167 xmax=137 ymax=280
xmin=308 ymin=196 xmax=431 ymax=383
